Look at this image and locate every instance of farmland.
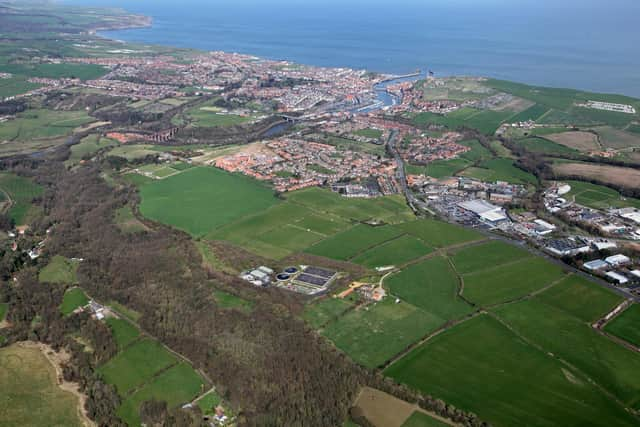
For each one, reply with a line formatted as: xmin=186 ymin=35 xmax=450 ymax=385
xmin=106 ymin=317 xmax=140 ymax=349
xmin=306 ymin=224 xmax=404 ymax=261
xmin=351 ymin=234 xmax=433 ymax=268
xmin=605 ymin=304 xmax=640 ymax=347
xmin=552 ymin=162 xmax=640 ymax=190
xmin=564 ymin=180 xmax=640 ymax=210
xmin=0 ymin=344 xmax=84 ymax=427
xmin=395 ymin=219 xmax=483 ymax=248
xmin=450 ymin=240 xmax=531 ymax=275
xmin=39 ymin=256 xmax=80 ymax=284
xmin=139 ymin=166 xmax=279 ymax=236
xmin=0 ymin=172 xmax=43 ymax=225
xmin=303 ymin=297 xmax=354 ymax=330
xmin=60 ymin=288 xmax=89 ymax=316
xmin=385 ymin=315 xmax=637 ymax=427
xmin=0 ymin=109 xmax=94 ymax=142
xmin=459 ymin=158 xmax=537 ymax=185
xmin=544 ymin=131 xmax=600 ymax=152
xmin=66 ymin=134 xmax=118 ymax=165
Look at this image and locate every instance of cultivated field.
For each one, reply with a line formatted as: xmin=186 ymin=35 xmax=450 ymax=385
xmin=395 ymin=219 xmax=483 ymax=248
xmin=60 ymin=288 xmax=88 ymax=316
xmin=544 ymin=131 xmax=600 ymax=152
xmin=459 ymin=158 xmax=537 ymax=185
xmin=552 ymin=162 xmax=640 ymax=190
xmin=564 ymin=180 xmax=640 ymax=210
xmin=593 ymin=126 xmax=640 ymax=150
xmin=351 ymin=234 xmax=433 ymax=268
xmin=139 ymin=166 xmax=279 ymax=236
xmin=450 ymin=240 xmax=531 ymax=275
xmin=306 ymin=224 xmax=404 ymax=261
xmin=106 ymin=317 xmax=140 ymax=349
xmin=385 ymin=315 xmax=637 ymax=427
xmin=303 ymin=297 xmax=354 ymax=330
xmin=605 ymin=304 xmax=640 ymax=347
xmin=0 ymin=344 xmax=84 ymax=427
xmin=39 ymin=255 xmax=79 ymax=284
xmin=0 ymin=172 xmax=43 ymax=225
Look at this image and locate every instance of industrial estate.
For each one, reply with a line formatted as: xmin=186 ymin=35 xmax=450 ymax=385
xmin=2 ymin=2 xmax=640 ymax=427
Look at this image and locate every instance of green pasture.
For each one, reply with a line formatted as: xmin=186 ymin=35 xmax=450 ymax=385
xmin=39 ymin=255 xmax=79 ymax=284
xmin=60 ymin=288 xmax=88 ymax=316
xmin=351 ymin=234 xmax=433 ymax=268
xmin=305 ymin=224 xmax=403 ymax=261
xmin=605 ymin=304 xmax=640 ymax=347
xmin=451 ymin=240 xmax=531 ymax=274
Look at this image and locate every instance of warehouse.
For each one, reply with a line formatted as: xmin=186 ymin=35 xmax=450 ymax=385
xmin=458 ymin=199 xmax=508 ymax=225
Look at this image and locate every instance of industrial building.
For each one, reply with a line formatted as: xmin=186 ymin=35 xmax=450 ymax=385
xmin=457 ymin=199 xmax=508 ymax=226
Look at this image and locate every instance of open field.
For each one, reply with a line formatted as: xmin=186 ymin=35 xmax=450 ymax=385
xmin=303 ymin=297 xmax=354 ymax=330
xmin=461 ymin=257 xmax=566 ymax=306
xmin=39 ymin=255 xmax=79 ymax=284
xmin=459 ymin=158 xmax=536 ymax=185
xmin=66 ymin=134 xmax=118 ymax=165
xmin=114 ymin=205 xmax=149 ymax=233
xmin=186 ymin=108 xmax=253 ymax=128
xmin=494 ymin=299 xmax=640 ymax=406
xmin=139 ymin=167 xmax=279 ymax=236
xmin=605 ymin=304 xmax=640 ymax=347
xmin=106 ymin=317 xmax=140 ymax=349
xmin=197 ymin=389 xmax=223 ymax=415
xmin=536 ymin=275 xmax=623 ymax=322
xmin=507 ymin=103 xmax=549 ymax=123
xmin=0 ymin=344 xmax=84 ymax=427
xmin=451 ymin=240 xmax=531 ymax=274
xmin=385 ymin=315 xmax=637 ymax=427
xmin=0 ymin=62 xmax=107 ymax=80
xmin=0 ymin=172 xmax=43 ymax=224
xmin=117 ymin=362 xmax=205 ymax=426
xmin=60 ymin=288 xmax=88 ymax=316
xmin=512 ymin=137 xmax=577 ymax=156
xmin=351 ymin=234 xmax=433 ymax=268
xmin=305 ymin=224 xmax=403 ymax=261
xmin=407 ymin=158 xmax=471 ymax=179
xmin=0 ymin=75 xmax=41 ymax=98
xmin=97 ymin=338 xmax=177 ymax=395
xmin=353 ymin=128 xmax=383 ymax=139
xmin=213 ymin=290 xmax=253 ymax=312
xmin=385 ymin=257 xmax=472 ymax=320
xmin=593 ymin=126 xmax=640 ymax=150
xmin=413 ymin=108 xmax=513 ymax=135
xmin=545 ymin=131 xmax=600 ymax=152
xmin=552 ymin=162 xmax=640 ymax=190
xmin=564 ymin=180 xmax=640 ymax=209
xmin=322 ymin=298 xmax=441 ymax=369
xmin=395 ymin=219 xmax=483 ymax=248
xmin=0 ymin=109 xmax=94 ymax=142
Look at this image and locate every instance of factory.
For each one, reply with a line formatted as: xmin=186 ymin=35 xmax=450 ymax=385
xmin=457 ymin=199 xmax=508 ymax=226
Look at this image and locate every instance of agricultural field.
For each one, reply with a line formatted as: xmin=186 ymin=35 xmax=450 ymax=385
xmin=0 ymin=109 xmax=94 ymax=142
xmin=353 ymin=128 xmax=383 ymax=139
xmin=552 ymin=162 xmax=640 ymax=191
xmin=0 ymin=344 xmax=84 ymax=427
xmin=60 ymin=288 xmax=89 ymax=316
xmin=402 ymin=412 xmax=450 ymax=427
xmin=0 ymin=62 xmax=107 ymax=80
xmin=604 ymin=304 xmax=640 ymax=347
xmin=395 ymin=219 xmax=483 ymax=248
xmin=213 ymin=290 xmax=253 ymax=312
xmin=385 ymin=315 xmax=637 ymax=427
xmin=511 ymin=137 xmax=578 ymax=156
xmin=592 ymin=126 xmax=640 ymax=150
xmin=97 ymin=339 xmax=177 ymax=395
xmin=564 ymin=180 xmax=640 ymax=209
xmin=305 ymin=224 xmax=404 ymax=261
xmin=139 ymin=167 xmax=279 ymax=236
xmin=105 ymin=317 xmax=140 ymax=349
xmin=412 ymin=108 xmax=513 ymax=135
xmin=350 ymin=234 xmax=433 ymax=268
xmin=507 ymin=103 xmax=549 ymax=123
xmin=197 ymin=389 xmax=224 ymax=416
xmin=66 ymin=134 xmax=118 ymax=165
xmin=459 ymin=158 xmax=536 ymax=185
xmin=303 ymin=297 xmax=354 ymax=330
xmin=39 ymin=255 xmax=80 ymax=284
xmin=0 ymin=172 xmax=43 ymax=225
xmin=461 ymin=257 xmax=566 ymax=306
xmin=494 ymin=298 xmax=640 ymax=406
xmin=450 ymin=240 xmax=531 ymax=275
xmin=322 ymin=298 xmax=442 ymax=368
xmin=184 ymin=107 xmax=254 ymax=128
xmin=544 ymin=131 xmax=600 ymax=152
xmin=385 ymin=257 xmax=472 ymax=320
xmin=114 ymin=205 xmax=149 ymax=233
xmin=0 ymin=75 xmax=41 ymax=98
xmin=407 ymin=158 xmax=471 ymax=179
xmin=324 ymin=134 xmax=387 ymax=156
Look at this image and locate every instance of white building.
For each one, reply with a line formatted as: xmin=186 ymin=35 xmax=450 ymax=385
xmin=605 ymin=254 xmax=631 ymax=267
xmin=606 ymin=271 xmax=629 ymax=285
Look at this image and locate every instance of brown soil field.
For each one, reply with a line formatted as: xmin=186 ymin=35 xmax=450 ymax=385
xmin=545 ymin=131 xmax=600 ymax=152
xmin=354 ymin=386 xmax=455 ymax=427
xmin=593 ymin=126 xmax=640 ymax=150
xmin=552 ymin=162 xmax=640 ymax=189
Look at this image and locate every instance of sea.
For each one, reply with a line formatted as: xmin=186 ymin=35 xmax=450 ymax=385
xmin=64 ymin=0 xmax=640 ymax=97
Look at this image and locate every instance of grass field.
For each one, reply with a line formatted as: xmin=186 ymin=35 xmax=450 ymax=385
xmin=0 ymin=62 xmax=107 ymax=80
xmin=114 ymin=205 xmax=148 ymax=233
xmin=322 ymin=298 xmax=442 ymax=368
xmin=552 ymin=162 xmax=640 ymax=191
xmin=413 ymin=108 xmax=513 ymax=135
xmin=409 ymin=158 xmax=471 ymax=178
xmin=351 ymin=234 xmax=433 ymax=268
xmin=0 ymin=75 xmax=41 ymax=98
xmin=451 ymin=240 xmax=531 ymax=274
xmin=0 ymin=302 xmax=7 ymax=322
xmin=401 ymin=412 xmax=449 ymax=427
xmin=66 ymin=134 xmax=118 ymax=165
xmin=186 ymin=108 xmax=253 ymax=127
xmin=353 ymin=128 xmax=383 ymax=139
xmin=564 ymin=180 xmax=640 ymax=210
xmin=213 ymin=290 xmax=253 ymax=312
xmin=395 ymin=219 xmax=483 ymax=248
xmin=305 ymin=224 xmax=403 ymax=261
xmin=0 ymin=172 xmax=43 ymax=224
xmin=507 ymin=103 xmax=549 ymax=123
xmin=303 ymin=297 xmax=354 ymax=330
xmin=512 ymin=137 xmax=578 ymax=156
xmin=39 ymin=255 xmax=79 ymax=284
xmin=117 ymin=362 xmax=204 ymax=426
xmin=106 ymin=317 xmax=140 ymax=349
xmin=98 ymin=339 xmax=177 ymax=395
xmin=0 ymin=344 xmax=84 ymax=427
xmin=109 ymin=301 xmax=142 ymax=323
xmin=459 ymin=158 xmax=536 ymax=185
xmin=60 ymin=288 xmax=88 ymax=316
xmin=461 ymin=257 xmax=566 ymax=306
xmin=139 ymin=167 xmax=279 ymax=236
xmin=197 ymin=389 xmax=223 ymax=415
xmin=605 ymin=304 xmax=640 ymax=347
xmin=385 ymin=315 xmax=637 ymax=427
xmin=385 ymin=257 xmax=472 ymax=320
xmin=0 ymin=109 xmax=94 ymax=142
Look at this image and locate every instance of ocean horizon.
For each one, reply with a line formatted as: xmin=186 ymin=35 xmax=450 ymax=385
xmin=65 ymin=0 xmax=640 ymax=97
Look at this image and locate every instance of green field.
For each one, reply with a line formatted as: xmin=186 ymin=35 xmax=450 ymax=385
xmin=512 ymin=137 xmax=577 ymax=156
xmin=303 ymin=297 xmax=354 ymax=330
xmin=0 ymin=172 xmax=43 ymax=224
xmin=114 ymin=205 xmax=148 ymax=233
xmin=98 ymin=339 xmax=177 ymax=395
xmin=401 ymin=412 xmax=449 ymax=427
xmin=565 ymin=180 xmax=640 ymax=210
xmin=451 ymin=240 xmax=531 ymax=274
xmin=605 ymin=304 xmax=640 ymax=347
xmin=213 ymin=290 xmax=253 ymax=312
xmin=461 ymin=257 xmax=566 ymax=306
xmin=459 ymin=158 xmax=536 ymax=185
xmin=0 ymin=62 xmax=107 ymax=80
xmin=60 ymin=287 xmax=89 ymax=316
xmin=353 ymin=128 xmax=383 ymax=139
xmin=139 ymin=167 xmax=279 ymax=236
xmin=0 ymin=109 xmax=94 ymax=142
xmin=385 ymin=315 xmax=637 ymax=427
xmin=351 ymin=234 xmax=433 ymax=268
xmin=186 ymin=108 xmax=253 ymax=127
xmin=39 ymin=255 xmax=79 ymax=284
xmin=197 ymin=389 xmax=224 ymax=415
xmin=0 ymin=75 xmax=41 ymax=98
xmin=0 ymin=302 xmax=7 ymax=322
xmin=322 ymin=298 xmax=442 ymax=368
xmin=407 ymin=158 xmax=472 ymax=179
xmin=0 ymin=345 xmax=84 ymax=427
xmin=305 ymin=224 xmax=404 ymax=261
xmin=507 ymin=104 xmax=549 ymax=123
xmin=66 ymin=134 xmax=118 ymax=165
xmin=395 ymin=219 xmax=483 ymax=248
xmin=385 ymin=257 xmax=472 ymax=320
xmin=413 ymin=108 xmax=513 ymax=135
xmin=106 ymin=317 xmax=140 ymax=349
xmin=117 ymin=362 xmax=204 ymax=426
